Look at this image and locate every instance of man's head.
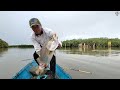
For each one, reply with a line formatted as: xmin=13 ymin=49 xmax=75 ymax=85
xmin=29 ymin=18 xmax=42 ymax=35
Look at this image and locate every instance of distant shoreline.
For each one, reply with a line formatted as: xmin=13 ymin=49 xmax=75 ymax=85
xmin=62 ymin=38 xmax=120 ymax=48
xmin=8 ymin=45 xmax=34 ymax=48
xmin=2 ymin=37 xmax=120 ymax=48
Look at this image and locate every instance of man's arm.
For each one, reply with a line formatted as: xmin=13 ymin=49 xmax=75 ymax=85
xmin=31 ymin=37 xmax=41 ymax=56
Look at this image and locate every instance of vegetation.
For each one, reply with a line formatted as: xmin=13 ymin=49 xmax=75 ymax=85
xmin=9 ymin=45 xmax=34 ymax=48
xmin=62 ymin=38 xmax=120 ymax=48
xmin=1 ymin=37 xmax=120 ymax=49
xmin=0 ymin=39 xmax=9 ymax=48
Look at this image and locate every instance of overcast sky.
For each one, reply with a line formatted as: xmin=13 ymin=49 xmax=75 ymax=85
xmin=0 ymin=11 xmax=120 ymax=45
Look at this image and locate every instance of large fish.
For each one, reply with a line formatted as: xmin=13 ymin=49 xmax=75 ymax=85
xmin=40 ymin=34 xmax=58 ymax=65
xmin=32 ymin=34 xmax=59 ymax=75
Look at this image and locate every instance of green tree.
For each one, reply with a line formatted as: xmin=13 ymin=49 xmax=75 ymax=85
xmin=0 ymin=39 xmax=8 ymax=48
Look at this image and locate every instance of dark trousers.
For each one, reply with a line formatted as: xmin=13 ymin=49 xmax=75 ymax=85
xmin=33 ymin=51 xmax=56 ymax=77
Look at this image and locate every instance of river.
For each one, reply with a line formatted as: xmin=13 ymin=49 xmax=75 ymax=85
xmin=0 ymin=47 xmax=120 ymax=79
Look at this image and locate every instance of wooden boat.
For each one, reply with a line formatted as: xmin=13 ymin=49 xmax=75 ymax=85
xmin=12 ymin=60 xmax=72 ymax=79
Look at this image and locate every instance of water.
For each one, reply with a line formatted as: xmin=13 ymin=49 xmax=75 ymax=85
xmin=0 ymin=47 xmax=120 ymax=79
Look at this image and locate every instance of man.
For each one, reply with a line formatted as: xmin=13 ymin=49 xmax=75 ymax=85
xmin=29 ymin=18 xmax=62 ymax=78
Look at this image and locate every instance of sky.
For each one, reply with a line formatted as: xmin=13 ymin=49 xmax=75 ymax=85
xmin=0 ymin=11 xmax=120 ymax=45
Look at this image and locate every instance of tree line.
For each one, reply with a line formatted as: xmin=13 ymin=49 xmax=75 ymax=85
xmin=0 ymin=39 xmax=9 ymax=48
xmin=1 ymin=37 xmax=120 ymax=48
xmin=0 ymin=38 xmax=34 ymax=48
xmin=9 ymin=45 xmax=34 ymax=48
xmin=62 ymin=38 xmax=120 ymax=48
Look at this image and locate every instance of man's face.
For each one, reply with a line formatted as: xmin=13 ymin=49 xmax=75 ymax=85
xmin=31 ymin=25 xmax=42 ymax=34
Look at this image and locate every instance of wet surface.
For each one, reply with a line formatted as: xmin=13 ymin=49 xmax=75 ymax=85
xmin=0 ymin=47 xmax=120 ymax=79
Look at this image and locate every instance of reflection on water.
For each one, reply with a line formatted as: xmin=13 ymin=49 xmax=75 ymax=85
xmin=0 ymin=48 xmax=8 ymax=57
xmin=0 ymin=47 xmax=120 ymax=79
xmin=59 ymin=47 xmax=120 ymax=57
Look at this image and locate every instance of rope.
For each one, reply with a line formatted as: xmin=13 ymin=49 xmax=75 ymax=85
xmin=62 ymin=66 xmax=92 ymax=74
xmin=21 ymin=58 xmax=33 ymax=61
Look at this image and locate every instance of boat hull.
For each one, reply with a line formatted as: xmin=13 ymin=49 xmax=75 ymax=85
xmin=12 ymin=60 xmax=72 ymax=79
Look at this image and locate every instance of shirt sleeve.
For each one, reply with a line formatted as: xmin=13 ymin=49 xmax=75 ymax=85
xmin=31 ymin=34 xmax=41 ymax=53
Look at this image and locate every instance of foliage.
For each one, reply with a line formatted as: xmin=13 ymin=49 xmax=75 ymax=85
xmin=0 ymin=39 xmax=9 ymax=48
xmin=62 ymin=38 xmax=120 ymax=48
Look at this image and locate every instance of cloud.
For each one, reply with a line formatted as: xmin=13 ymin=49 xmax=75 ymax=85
xmin=0 ymin=11 xmax=120 ymax=45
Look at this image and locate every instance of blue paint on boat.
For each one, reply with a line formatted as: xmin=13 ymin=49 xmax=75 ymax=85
xmin=12 ymin=60 xmax=72 ymax=79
